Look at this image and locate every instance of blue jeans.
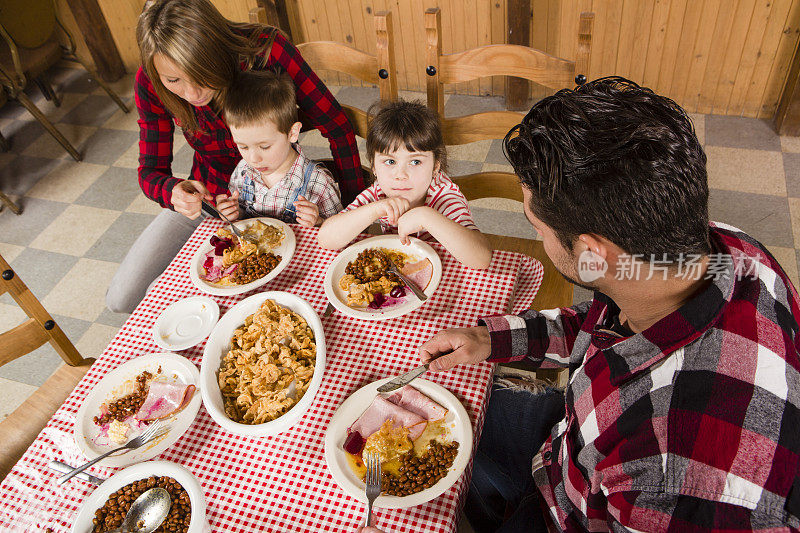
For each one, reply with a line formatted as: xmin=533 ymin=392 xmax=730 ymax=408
xmin=465 ymin=383 xmax=565 ymax=533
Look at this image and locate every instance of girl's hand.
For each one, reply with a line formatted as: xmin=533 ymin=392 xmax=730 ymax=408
xmin=171 ymin=180 xmax=211 ymax=219
xmin=215 ymin=191 xmax=240 ymax=222
xmin=294 ymin=195 xmax=321 ymax=227
xmin=397 ymin=207 xmax=431 ymax=244
xmin=375 ymin=197 xmax=411 ymax=226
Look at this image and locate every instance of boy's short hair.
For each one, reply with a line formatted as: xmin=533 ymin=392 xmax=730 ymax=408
xmin=366 ymin=99 xmax=447 ymax=173
xmin=222 ymin=70 xmax=297 ymax=133
xmin=504 ymin=76 xmax=710 ymax=261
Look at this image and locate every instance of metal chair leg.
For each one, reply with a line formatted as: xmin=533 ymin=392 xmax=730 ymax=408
xmin=35 ymin=75 xmax=61 ymax=107
xmin=0 ymin=130 xmax=9 ymax=152
xmin=14 ymin=91 xmax=81 ymax=161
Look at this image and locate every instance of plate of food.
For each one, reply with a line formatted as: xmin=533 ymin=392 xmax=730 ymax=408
xmin=74 ymin=353 xmax=201 ymax=467
xmin=323 ymin=235 xmax=442 ymax=320
xmin=70 ymin=460 xmax=210 ymax=533
xmin=200 ymin=291 xmax=326 ymax=437
xmin=189 ymin=217 xmax=296 ymax=296
xmin=323 ymin=378 xmax=472 ymax=509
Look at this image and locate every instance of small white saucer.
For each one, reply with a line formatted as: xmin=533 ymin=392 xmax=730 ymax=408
xmin=152 ymin=296 xmax=219 ymax=351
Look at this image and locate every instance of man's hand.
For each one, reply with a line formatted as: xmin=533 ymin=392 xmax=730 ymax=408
xmin=419 ymin=326 xmax=492 ymax=372
xmin=170 ymin=180 xmax=211 ymax=219
xmin=215 ymin=191 xmax=240 ymax=222
xmin=374 ymin=197 xmax=411 ymax=226
xmin=294 ymin=195 xmax=321 ymax=227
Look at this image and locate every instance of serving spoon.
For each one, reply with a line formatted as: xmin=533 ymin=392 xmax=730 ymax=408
xmin=106 ymin=487 xmax=171 ymax=533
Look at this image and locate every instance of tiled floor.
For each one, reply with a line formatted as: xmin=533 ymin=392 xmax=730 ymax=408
xmin=0 ymin=67 xmax=797 ymax=523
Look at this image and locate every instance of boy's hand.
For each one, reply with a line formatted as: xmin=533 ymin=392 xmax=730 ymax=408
xmin=215 ymin=191 xmax=240 ymax=222
xmin=294 ymin=195 xmax=321 ymax=227
xmin=397 ymin=207 xmax=433 ymax=244
xmin=375 ymin=197 xmax=411 ymax=226
xmin=171 ymin=180 xmax=211 ymax=219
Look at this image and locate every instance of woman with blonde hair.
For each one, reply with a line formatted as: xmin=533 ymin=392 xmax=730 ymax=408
xmin=107 ymin=0 xmax=363 ymax=313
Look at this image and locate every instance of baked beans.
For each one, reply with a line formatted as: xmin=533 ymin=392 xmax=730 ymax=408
xmin=230 ymin=252 xmax=281 ymax=285
xmin=345 ymin=249 xmax=403 ymax=284
xmin=93 ymin=371 xmax=153 ymax=427
xmin=91 ymin=476 xmax=191 ymax=532
xmin=380 ymin=441 xmax=459 ymax=496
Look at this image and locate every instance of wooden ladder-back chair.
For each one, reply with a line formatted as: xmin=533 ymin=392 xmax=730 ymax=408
xmin=0 ymin=253 xmax=94 ymax=480
xmin=424 ymin=8 xmax=594 ymax=387
xmin=0 ymin=0 xmax=130 ymax=161
xmin=294 ymin=10 xmax=398 ymax=139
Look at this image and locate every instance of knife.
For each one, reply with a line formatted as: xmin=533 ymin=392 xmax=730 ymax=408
xmin=48 ymin=460 xmax=106 ymax=485
xmin=377 ymin=363 xmax=430 ymax=393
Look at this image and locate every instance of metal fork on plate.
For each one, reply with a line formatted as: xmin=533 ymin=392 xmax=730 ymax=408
xmin=386 ymin=258 xmax=427 ymax=301
xmin=364 ymin=451 xmax=382 ymax=526
xmin=200 ymin=199 xmax=259 ymax=245
xmin=58 ymin=420 xmax=167 ymax=484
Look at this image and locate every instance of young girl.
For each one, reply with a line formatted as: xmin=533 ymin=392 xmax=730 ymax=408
xmin=318 ymin=100 xmax=492 ymax=269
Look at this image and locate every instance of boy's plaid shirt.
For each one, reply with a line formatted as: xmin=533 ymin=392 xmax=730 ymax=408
xmin=228 ymin=144 xmax=341 ymax=221
xmin=480 ymin=223 xmax=800 ymax=531
xmin=135 ymin=29 xmax=364 ymax=208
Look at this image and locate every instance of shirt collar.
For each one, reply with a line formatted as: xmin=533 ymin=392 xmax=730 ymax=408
xmin=241 ymin=143 xmax=304 ymax=188
xmin=591 ymin=227 xmax=736 ymax=386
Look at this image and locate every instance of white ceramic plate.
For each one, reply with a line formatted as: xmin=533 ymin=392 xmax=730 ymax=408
xmin=74 ymin=353 xmax=201 ymax=467
xmin=152 ymin=296 xmax=219 ymax=351
xmin=323 ymin=235 xmax=442 ymax=320
xmin=70 ymin=460 xmax=210 ymax=533
xmin=200 ymin=291 xmax=326 ymax=437
xmin=323 ymin=378 xmax=472 ymax=509
xmin=189 ymin=217 xmax=296 ymax=297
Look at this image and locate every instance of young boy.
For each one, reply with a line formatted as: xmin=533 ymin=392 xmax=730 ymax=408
xmin=216 ymin=70 xmax=342 ymax=226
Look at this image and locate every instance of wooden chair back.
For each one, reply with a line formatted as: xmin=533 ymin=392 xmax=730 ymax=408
xmin=295 ymin=10 xmax=398 ymax=139
xmin=425 ymin=7 xmax=594 ymax=144
xmin=0 ymin=253 xmax=92 ymax=368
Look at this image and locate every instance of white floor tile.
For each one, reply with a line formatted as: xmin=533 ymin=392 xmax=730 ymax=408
xmin=42 ymin=258 xmax=119 ymax=322
xmin=29 ymin=204 xmax=121 ymax=256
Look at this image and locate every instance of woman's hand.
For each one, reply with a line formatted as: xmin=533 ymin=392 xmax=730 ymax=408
xmin=419 ymin=327 xmax=492 ymax=372
xmin=215 ymin=191 xmax=240 ymax=222
xmin=171 ymin=180 xmax=211 ymax=219
xmin=374 ymin=197 xmax=411 ymax=226
xmin=294 ymin=195 xmax=321 ymax=227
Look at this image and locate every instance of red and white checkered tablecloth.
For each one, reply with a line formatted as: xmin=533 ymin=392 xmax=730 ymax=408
xmin=0 ymin=220 xmax=544 ymax=533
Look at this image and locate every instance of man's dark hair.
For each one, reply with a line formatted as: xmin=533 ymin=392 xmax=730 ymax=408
xmin=504 ymin=76 xmax=711 ymax=261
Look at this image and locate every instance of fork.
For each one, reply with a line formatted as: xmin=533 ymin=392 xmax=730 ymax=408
xmin=200 ymin=199 xmax=259 ymax=245
xmin=386 ymin=258 xmax=427 ymax=301
xmin=364 ymin=451 xmax=382 ymax=526
xmin=58 ymin=421 xmax=167 ymax=484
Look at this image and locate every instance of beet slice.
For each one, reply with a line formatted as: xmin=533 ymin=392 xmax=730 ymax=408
xmin=343 ymin=431 xmax=365 ymax=455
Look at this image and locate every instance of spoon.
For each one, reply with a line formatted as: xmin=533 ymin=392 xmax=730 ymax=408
xmin=106 ymin=487 xmax=171 ymax=533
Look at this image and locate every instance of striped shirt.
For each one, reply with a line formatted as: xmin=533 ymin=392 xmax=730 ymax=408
xmin=480 ymin=223 xmax=800 ymax=531
xmin=229 ymin=144 xmax=341 ymax=222
xmin=341 ymin=171 xmax=477 ymax=240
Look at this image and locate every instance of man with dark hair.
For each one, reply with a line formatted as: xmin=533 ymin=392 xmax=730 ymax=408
xmin=412 ymin=77 xmax=800 ymax=532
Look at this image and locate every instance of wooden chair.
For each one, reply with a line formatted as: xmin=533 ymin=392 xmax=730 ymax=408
xmin=0 ymin=0 xmax=130 ymax=161
xmin=0 ymin=252 xmax=94 ymax=480
xmin=424 ymin=7 xmax=594 ymax=388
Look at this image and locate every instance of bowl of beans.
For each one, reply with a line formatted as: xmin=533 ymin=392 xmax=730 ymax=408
xmin=70 ymin=461 xmax=209 ymax=533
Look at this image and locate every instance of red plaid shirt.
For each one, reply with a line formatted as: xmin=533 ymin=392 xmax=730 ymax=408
xmin=480 ymin=223 xmax=800 ymax=531
xmin=134 ymin=30 xmax=364 ymax=209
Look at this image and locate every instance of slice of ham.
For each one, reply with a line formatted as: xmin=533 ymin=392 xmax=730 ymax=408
xmin=344 ymin=396 xmax=427 ymax=454
xmin=387 ymin=385 xmax=448 ymax=422
xmin=400 ymin=259 xmax=433 ymax=291
xmin=135 ymin=381 xmax=196 ymax=421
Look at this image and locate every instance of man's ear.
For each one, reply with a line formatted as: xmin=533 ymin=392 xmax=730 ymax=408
xmin=577 ymin=234 xmax=608 ymax=261
xmin=288 ymin=121 xmax=302 ymax=143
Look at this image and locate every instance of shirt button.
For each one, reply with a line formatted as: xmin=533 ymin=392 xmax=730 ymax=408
xmin=543 ymin=451 xmax=552 ymax=461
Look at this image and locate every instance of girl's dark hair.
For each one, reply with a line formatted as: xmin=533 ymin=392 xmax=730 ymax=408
xmin=504 ymin=76 xmax=711 ymax=261
xmin=366 ymin=100 xmax=447 ymax=173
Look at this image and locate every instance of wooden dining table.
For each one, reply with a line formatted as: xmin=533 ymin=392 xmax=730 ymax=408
xmin=0 ymin=222 xmax=569 ymax=532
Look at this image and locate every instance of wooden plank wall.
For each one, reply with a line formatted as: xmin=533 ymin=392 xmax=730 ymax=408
xmin=58 ymin=0 xmax=800 ymax=118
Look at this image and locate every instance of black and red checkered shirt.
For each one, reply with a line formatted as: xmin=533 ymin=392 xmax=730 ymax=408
xmin=480 ymin=223 xmax=800 ymax=531
xmin=135 ymin=30 xmax=364 ymax=209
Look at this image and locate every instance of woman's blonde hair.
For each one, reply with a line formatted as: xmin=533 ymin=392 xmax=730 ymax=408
xmin=136 ymin=0 xmax=278 ymax=132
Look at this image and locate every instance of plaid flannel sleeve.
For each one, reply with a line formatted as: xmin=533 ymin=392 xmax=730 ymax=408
xmin=268 ymin=32 xmax=365 ymax=203
xmin=135 ymin=67 xmax=180 ymax=208
xmin=305 ymin=167 xmax=343 ymax=219
xmin=478 ymin=301 xmax=593 ymax=366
